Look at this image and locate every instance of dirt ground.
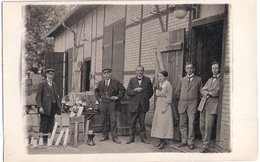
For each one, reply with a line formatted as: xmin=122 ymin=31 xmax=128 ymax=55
xmin=26 ymin=132 xmax=214 ymax=154
xmin=26 ymin=113 xmax=220 ymax=154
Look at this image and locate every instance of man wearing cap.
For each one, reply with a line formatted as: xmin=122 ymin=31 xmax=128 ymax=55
xmin=94 ymin=68 xmax=126 ymax=144
xmin=126 ymin=65 xmax=153 ymax=144
xmin=36 ymin=69 xmax=61 ymax=143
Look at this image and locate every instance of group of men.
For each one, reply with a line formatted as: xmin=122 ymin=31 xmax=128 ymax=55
xmin=36 ymin=61 xmax=221 ymax=153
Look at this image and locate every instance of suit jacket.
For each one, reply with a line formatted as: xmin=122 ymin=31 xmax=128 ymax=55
xmin=94 ymin=78 xmax=126 ymax=104
xmin=175 ymin=75 xmax=203 ymax=114
xmin=126 ymin=76 xmax=153 ymax=113
xmin=36 ymin=80 xmax=61 ymax=116
xmin=198 ymin=77 xmax=220 ymax=114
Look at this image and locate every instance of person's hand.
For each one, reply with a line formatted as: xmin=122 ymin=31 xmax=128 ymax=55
xmin=39 ymin=107 xmax=44 ymax=114
xmin=161 ymin=109 xmax=167 ymax=114
xmin=134 ymin=87 xmax=142 ymax=92
xmin=207 ymin=92 xmax=214 ymax=97
xmin=110 ymin=96 xmax=119 ymax=101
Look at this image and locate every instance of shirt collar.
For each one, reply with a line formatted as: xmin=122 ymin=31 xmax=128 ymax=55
xmin=213 ymin=73 xmax=220 ymax=78
xmin=187 ymin=73 xmax=194 ymax=78
xmin=47 ymin=78 xmax=52 ymax=82
xmin=137 ymin=76 xmax=143 ymax=80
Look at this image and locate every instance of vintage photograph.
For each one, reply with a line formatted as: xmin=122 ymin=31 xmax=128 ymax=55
xmin=23 ymin=3 xmax=230 ymax=154
xmin=3 ymin=1 xmax=258 ymax=162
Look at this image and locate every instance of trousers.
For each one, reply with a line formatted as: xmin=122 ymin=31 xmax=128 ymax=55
xmin=129 ymin=104 xmax=146 ymax=139
xmin=100 ymin=100 xmax=118 ymax=139
xmin=200 ymin=108 xmax=216 ymax=148
xmin=179 ymin=110 xmax=196 ymax=144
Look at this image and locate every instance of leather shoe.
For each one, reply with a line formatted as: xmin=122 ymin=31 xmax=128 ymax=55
xmin=199 ymin=147 xmax=209 ymax=153
xmin=99 ymin=136 xmax=109 ymax=142
xmin=158 ymin=142 xmax=166 ymax=149
xmin=177 ymin=142 xmax=187 ymax=148
xmin=153 ymin=141 xmax=161 ymax=147
xmin=126 ymin=138 xmax=135 ymax=144
xmin=113 ymin=138 xmax=121 ymax=144
xmin=141 ymin=138 xmax=150 ymax=144
xmin=188 ymin=144 xmax=195 ymax=150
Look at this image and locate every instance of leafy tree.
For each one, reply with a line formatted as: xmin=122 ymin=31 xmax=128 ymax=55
xmin=24 ymin=5 xmax=73 ymax=74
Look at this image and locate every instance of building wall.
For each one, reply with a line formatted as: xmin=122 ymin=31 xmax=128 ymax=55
xmin=51 ymin=4 xmax=230 ymax=151
xmin=218 ymin=5 xmax=231 ymax=151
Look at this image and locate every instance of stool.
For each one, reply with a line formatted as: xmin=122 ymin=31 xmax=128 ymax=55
xmin=69 ymin=115 xmax=85 ymax=147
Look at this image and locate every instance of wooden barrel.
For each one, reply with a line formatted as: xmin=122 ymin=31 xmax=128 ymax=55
xmin=116 ymin=101 xmax=130 ymax=136
xmin=89 ymin=114 xmax=104 ymax=133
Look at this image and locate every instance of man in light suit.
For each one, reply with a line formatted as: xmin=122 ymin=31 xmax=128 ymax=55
xmin=36 ymin=69 xmax=61 ymax=143
xmin=126 ymin=65 xmax=153 ymax=144
xmin=94 ymin=68 xmax=126 ymax=144
xmin=175 ymin=62 xmax=203 ymax=150
xmin=198 ymin=61 xmax=221 ymax=153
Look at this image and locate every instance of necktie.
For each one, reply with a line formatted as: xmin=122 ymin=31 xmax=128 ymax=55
xmin=105 ymin=79 xmax=109 ymax=86
xmin=188 ymin=77 xmax=193 ymax=82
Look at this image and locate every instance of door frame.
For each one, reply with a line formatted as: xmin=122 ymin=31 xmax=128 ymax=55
xmin=189 ymin=6 xmax=228 ymax=141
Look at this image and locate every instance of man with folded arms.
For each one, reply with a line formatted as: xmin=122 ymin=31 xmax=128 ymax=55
xmin=198 ymin=61 xmax=221 ymax=153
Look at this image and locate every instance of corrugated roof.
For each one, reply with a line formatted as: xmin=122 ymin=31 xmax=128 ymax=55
xmin=46 ymin=5 xmax=96 ymax=37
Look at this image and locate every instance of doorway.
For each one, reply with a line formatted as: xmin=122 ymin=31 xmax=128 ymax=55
xmin=81 ymin=60 xmax=91 ymax=92
xmin=192 ymin=21 xmax=224 ymax=140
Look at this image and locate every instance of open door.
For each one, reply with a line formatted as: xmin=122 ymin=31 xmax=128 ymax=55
xmin=156 ymin=28 xmax=186 ymax=141
xmin=45 ymin=52 xmax=64 ymax=97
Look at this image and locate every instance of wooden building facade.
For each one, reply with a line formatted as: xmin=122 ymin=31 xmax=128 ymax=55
xmin=46 ymin=4 xmax=231 ymax=151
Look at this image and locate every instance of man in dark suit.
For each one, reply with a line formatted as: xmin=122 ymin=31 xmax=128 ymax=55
xmin=198 ymin=61 xmax=221 ymax=153
xmin=36 ymin=69 xmax=61 ymax=142
xmin=126 ymin=65 xmax=153 ymax=144
xmin=94 ymin=68 xmax=126 ymax=144
xmin=175 ymin=62 xmax=203 ymax=150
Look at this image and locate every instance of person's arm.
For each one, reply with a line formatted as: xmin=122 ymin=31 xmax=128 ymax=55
xmin=117 ymin=81 xmax=126 ymax=100
xmin=201 ymin=80 xmax=210 ymax=98
xmin=36 ymin=82 xmax=44 ymax=113
xmin=94 ymin=82 xmax=101 ymax=102
xmin=126 ymin=79 xmax=136 ymax=96
xmin=147 ymin=78 xmax=154 ymax=99
xmin=162 ymin=83 xmax=172 ymax=114
xmin=175 ymin=79 xmax=182 ymax=99
xmin=208 ymin=81 xmax=220 ymax=97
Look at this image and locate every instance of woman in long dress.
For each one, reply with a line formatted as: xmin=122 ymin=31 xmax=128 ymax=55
xmin=151 ymin=71 xmax=174 ymax=149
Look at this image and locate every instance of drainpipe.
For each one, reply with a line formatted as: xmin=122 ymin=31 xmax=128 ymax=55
xmin=62 ymin=22 xmax=77 ymax=93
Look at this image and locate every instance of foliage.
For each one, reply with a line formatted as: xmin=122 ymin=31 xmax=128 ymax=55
xmin=24 ymin=5 xmax=73 ymax=74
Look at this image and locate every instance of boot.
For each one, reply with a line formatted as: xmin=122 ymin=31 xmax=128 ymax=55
xmin=158 ymin=139 xmax=167 ymax=149
xmin=126 ymin=136 xmax=135 ymax=144
xmin=153 ymin=139 xmax=162 ymax=147
xmin=140 ymin=132 xmax=149 ymax=144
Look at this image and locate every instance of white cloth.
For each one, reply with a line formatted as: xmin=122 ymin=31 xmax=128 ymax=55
xmin=151 ymin=81 xmax=174 ymax=139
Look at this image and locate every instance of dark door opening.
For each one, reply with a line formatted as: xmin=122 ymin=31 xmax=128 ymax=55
xmin=65 ymin=48 xmax=73 ymax=95
xmin=81 ymin=60 xmax=91 ymax=92
xmin=192 ymin=21 xmax=224 ymax=140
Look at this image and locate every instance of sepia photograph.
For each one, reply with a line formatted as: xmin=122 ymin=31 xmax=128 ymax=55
xmin=3 ymin=1 xmax=258 ymax=162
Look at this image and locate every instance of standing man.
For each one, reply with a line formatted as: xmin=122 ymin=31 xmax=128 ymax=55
xmin=198 ymin=61 xmax=221 ymax=153
xmin=175 ymin=62 xmax=203 ymax=150
xmin=126 ymin=65 xmax=153 ymax=144
xmin=94 ymin=68 xmax=126 ymax=144
xmin=36 ymin=69 xmax=61 ymax=143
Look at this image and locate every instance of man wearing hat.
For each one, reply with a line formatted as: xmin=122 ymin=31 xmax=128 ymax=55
xmin=94 ymin=68 xmax=126 ymax=144
xmin=36 ymin=69 xmax=61 ymax=143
